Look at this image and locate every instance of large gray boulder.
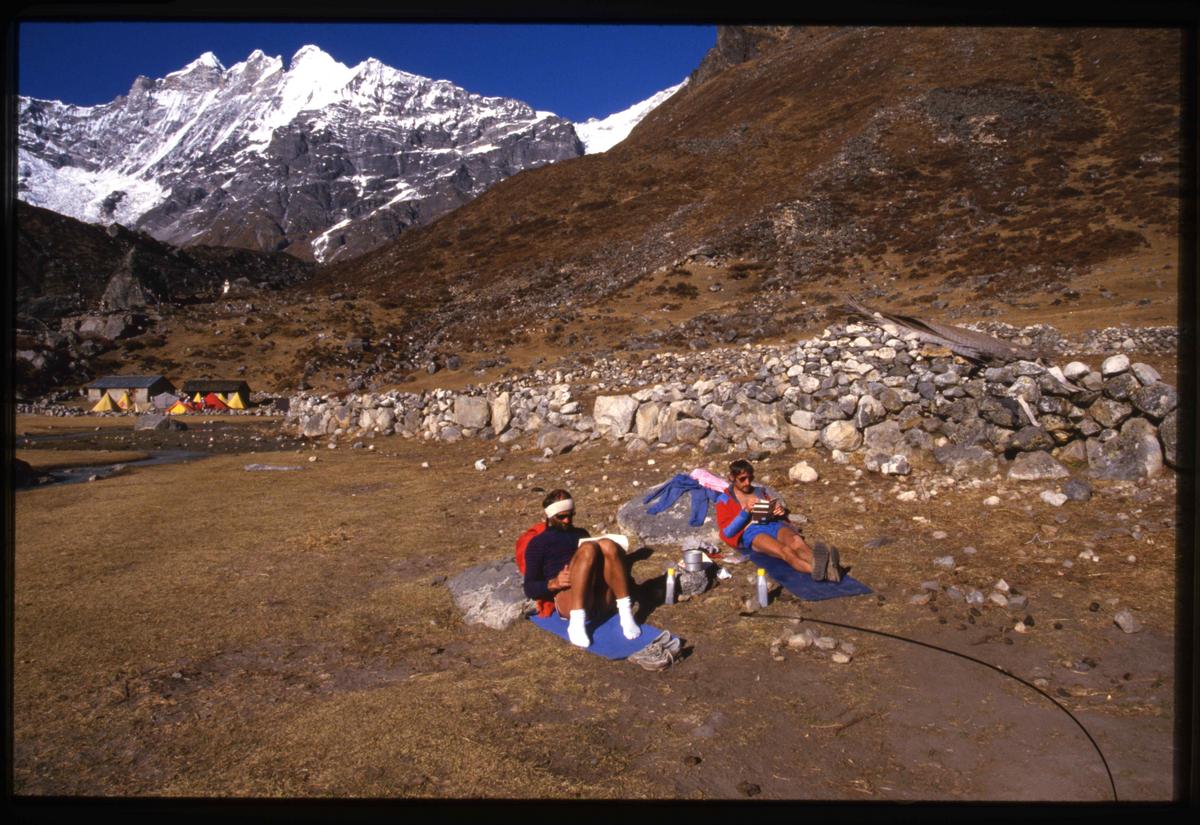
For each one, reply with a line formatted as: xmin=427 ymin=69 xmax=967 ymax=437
xmin=738 ymin=399 xmax=787 ymax=442
xmin=447 ymin=559 xmax=535 ymax=630
xmin=1131 ymin=382 xmax=1177 ymax=420
xmin=634 ymin=402 xmax=664 ymax=441
xmin=862 ymin=419 xmax=907 ymax=455
xmin=1009 ymin=426 xmax=1056 ymax=452
xmin=537 ymin=426 xmax=586 ymax=455
xmin=933 ymin=444 xmax=999 ymax=478
xmin=490 ymin=391 xmax=512 ymax=435
xmin=616 ymin=484 xmax=718 ymax=548
xmin=1007 ymin=450 xmax=1070 ymax=481
xmin=1088 ymin=398 xmax=1132 ymax=430
xmin=854 ymin=394 xmax=887 ymax=429
xmin=820 ymin=420 xmax=862 ymax=452
xmin=674 ymin=418 xmax=711 ymax=445
xmin=594 ymin=395 xmax=639 ymax=438
xmin=1086 ymin=417 xmax=1163 ymax=479
xmin=453 ymin=395 xmax=490 ymax=429
xmin=1159 ymin=410 xmax=1178 ymax=468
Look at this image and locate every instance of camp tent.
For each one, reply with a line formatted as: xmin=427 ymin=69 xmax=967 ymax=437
xmin=224 ymin=392 xmax=246 ymax=410
xmin=168 ymin=400 xmax=194 ymax=415
xmin=112 ymin=391 xmax=130 ymax=410
xmin=152 ymin=392 xmax=179 ymax=410
xmin=203 ymin=392 xmax=228 ymax=410
xmin=181 ymin=380 xmax=251 ymax=409
xmin=91 ymin=394 xmax=117 ymax=412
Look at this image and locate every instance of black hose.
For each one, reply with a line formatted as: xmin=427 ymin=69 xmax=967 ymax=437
xmin=741 ymin=611 xmax=1119 ymax=802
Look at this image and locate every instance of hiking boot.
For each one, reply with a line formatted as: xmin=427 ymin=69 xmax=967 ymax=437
xmin=628 ymin=631 xmax=680 ymax=671
xmin=810 ymin=542 xmax=830 ymax=582
xmin=826 ymin=545 xmax=843 ymax=583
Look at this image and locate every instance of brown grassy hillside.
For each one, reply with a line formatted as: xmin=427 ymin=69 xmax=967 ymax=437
xmin=314 ymin=26 xmax=1179 ymax=369
xmin=23 ymin=26 xmax=1182 ymax=395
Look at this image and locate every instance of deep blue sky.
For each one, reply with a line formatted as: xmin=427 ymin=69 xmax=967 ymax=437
xmin=18 ymin=22 xmax=716 ymax=122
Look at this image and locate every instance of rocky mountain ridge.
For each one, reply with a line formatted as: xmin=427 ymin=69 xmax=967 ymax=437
xmin=18 ymin=45 xmax=585 ymax=263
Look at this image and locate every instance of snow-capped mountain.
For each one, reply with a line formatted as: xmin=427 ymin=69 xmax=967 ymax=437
xmin=575 ymin=79 xmax=687 ymax=154
xmin=18 ymin=46 xmax=584 ymax=263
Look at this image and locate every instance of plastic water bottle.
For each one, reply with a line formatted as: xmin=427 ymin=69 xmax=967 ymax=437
xmin=665 ymin=567 xmax=676 ymax=605
xmin=756 ymin=568 xmax=769 ymax=608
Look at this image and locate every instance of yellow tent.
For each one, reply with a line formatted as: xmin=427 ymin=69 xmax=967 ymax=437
xmin=224 ymin=393 xmax=246 ymax=410
xmin=168 ymin=400 xmax=191 ymax=415
xmin=91 ymin=394 xmax=116 ymax=412
xmin=193 ymin=392 xmax=204 ymax=403
xmin=112 ymin=391 xmax=130 ymax=410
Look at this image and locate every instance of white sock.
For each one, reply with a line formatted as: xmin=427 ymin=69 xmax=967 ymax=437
xmin=616 ymin=597 xmax=641 ymax=640
xmin=567 ymin=609 xmax=590 ymax=648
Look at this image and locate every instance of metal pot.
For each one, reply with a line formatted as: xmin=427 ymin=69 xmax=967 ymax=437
xmin=682 ymin=548 xmax=704 ymax=572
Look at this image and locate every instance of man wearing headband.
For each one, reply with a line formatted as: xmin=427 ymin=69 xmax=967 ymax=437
xmin=522 ymin=488 xmax=641 ymax=648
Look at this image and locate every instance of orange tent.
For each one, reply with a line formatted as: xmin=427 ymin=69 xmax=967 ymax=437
xmin=203 ymin=392 xmax=228 ymax=410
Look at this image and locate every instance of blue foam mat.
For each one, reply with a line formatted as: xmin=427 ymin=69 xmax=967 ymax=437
xmin=530 ymin=612 xmax=667 ymax=659
xmin=746 ymin=549 xmax=872 ymax=601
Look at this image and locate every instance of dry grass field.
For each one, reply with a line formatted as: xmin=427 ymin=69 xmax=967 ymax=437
xmin=11 ymin=411 xmax=1180 ymax=801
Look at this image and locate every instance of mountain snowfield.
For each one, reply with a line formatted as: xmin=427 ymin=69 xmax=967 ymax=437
xmin=574 ymin=79 xmax=687 ymax=154
xmin=18 ymin=45 xmax=682 ymax=263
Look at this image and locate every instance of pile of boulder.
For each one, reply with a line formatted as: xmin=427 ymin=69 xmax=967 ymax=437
xmin=283 ymin=319 xmax=1178 ymax=481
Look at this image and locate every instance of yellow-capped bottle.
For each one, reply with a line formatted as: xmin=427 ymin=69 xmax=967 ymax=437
xmin=665 ymin=566 xmax=676 ymax=605
xmin=756 ymin=568 xmax=769 ymax=607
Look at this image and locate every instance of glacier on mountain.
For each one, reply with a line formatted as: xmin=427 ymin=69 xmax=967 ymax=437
xmin=576 ymin=79 xmax=687 ymax=154
xmin=18 ymin=45 xmax=682 ymax=263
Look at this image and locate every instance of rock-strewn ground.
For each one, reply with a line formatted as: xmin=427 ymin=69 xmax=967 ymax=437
xmin=11 ymin=328 xmax=1180 ymax=800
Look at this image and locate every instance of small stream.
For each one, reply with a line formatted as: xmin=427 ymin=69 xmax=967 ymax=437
xmin=27 ymin=449 xmax=209 ymax=488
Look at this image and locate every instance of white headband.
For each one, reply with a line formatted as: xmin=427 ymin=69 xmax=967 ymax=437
xmin=544 ymin=499 xmax=575 ymax=518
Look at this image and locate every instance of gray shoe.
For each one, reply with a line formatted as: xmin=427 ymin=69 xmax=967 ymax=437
xmin=628 ymin=630 xmax=680 ymax=671
xmin=826 ymin=545 xmax=843 ymax=583
xmin=810 ymin=542 xmax=829 ymax=582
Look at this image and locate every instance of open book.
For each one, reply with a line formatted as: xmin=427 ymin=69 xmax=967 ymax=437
xmin=579 ymin=533 xmax=630 ymax=552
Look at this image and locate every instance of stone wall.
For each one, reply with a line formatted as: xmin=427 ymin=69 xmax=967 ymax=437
xmin=284 ymin=320 xmax=1178 ymax=480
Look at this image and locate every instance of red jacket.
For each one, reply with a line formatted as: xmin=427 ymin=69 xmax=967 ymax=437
xmin=715 ymin=485 xmax=782 ymax=549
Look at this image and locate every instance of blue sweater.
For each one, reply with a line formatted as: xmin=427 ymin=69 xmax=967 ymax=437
xmin=642 ymin=474 xmax=721 ymax=526
xmin=522 ymin=526 xmax=589 ymax=601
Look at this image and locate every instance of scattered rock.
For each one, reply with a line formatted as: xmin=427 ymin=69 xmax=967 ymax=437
xmin=1040 ymin=490 xmax=1069 ymax=507
xmin=787 ymin=461 xmax=819 ymax=483
xmin=1113 ymin=609 xmax=1142 ymax=634
xmin=1062 ymin=478 xmax=1092 ymax=501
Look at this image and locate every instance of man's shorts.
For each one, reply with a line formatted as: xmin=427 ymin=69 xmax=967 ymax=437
xmin=741 ymin=520 xmax=792 ymax=550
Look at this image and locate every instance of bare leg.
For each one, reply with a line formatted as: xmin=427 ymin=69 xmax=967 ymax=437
xmin=596 ymin=539 xmax=640 ymax=639
xmin=596 ymin=539 xmax=631 ymax=600
xmin=777 ymin=528 xmax=816 ymax=567
xmin=565 ymin=541 xmax=600 ymax=613
xmin=750 ymin=529 xmax=814 ymax=573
